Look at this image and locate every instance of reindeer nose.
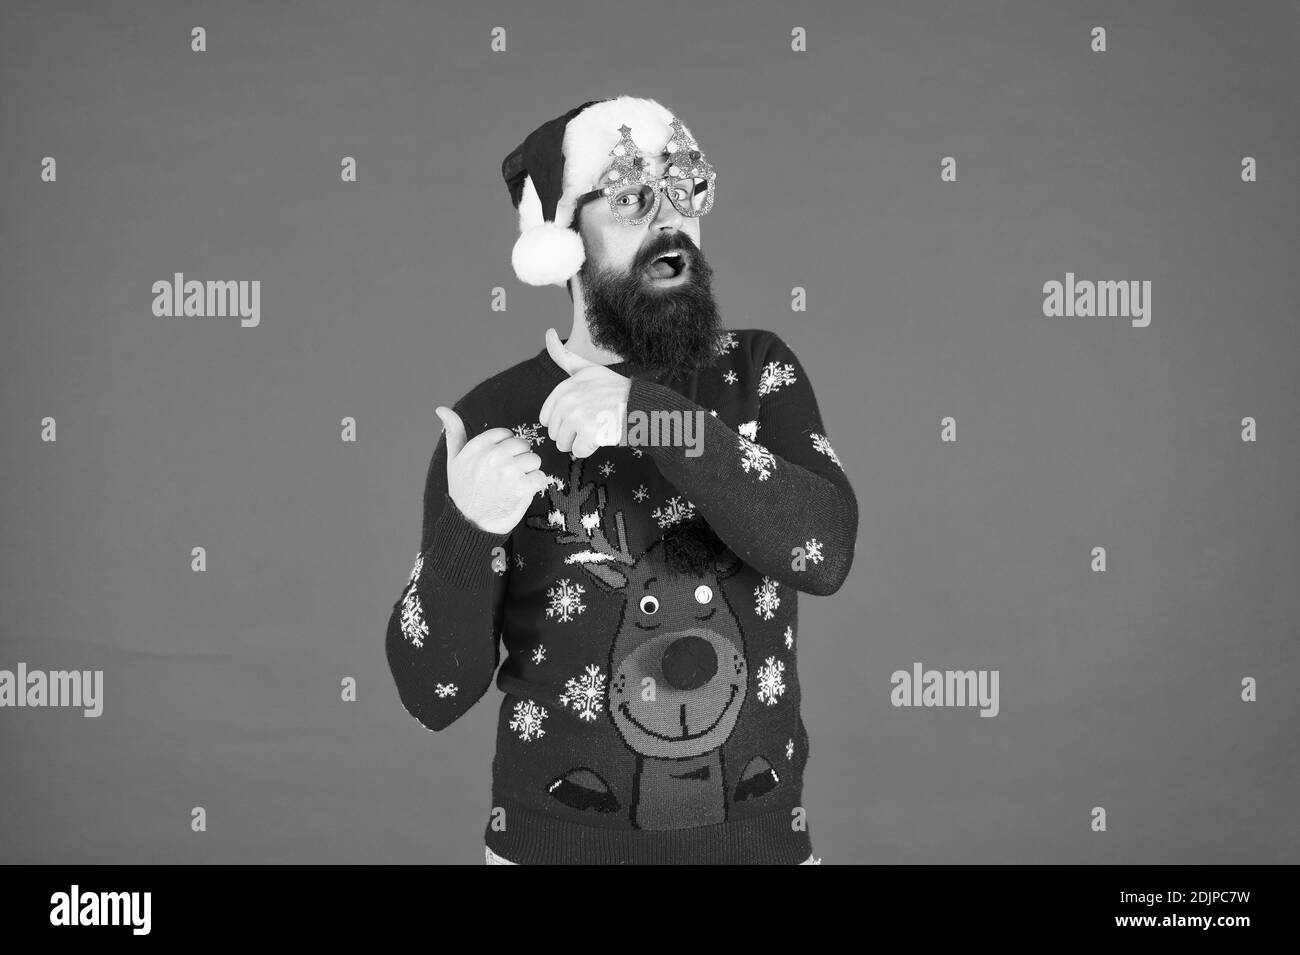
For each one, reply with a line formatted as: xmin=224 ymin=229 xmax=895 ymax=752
xmin=661 ymin=635 xmax=718 ymax=691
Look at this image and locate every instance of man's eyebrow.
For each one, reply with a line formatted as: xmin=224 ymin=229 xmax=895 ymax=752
xmin=643 ymin=576 xmax=657 ymax=589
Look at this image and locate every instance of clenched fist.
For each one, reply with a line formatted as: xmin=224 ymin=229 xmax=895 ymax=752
xmin=539 ymin=327 xmax=632 ymax=459
xmin=436 ymin=406 xmax=552 ymax=535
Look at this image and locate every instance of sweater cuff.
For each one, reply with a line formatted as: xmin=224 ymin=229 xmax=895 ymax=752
xmin=424 ymin=495 xmax=511 ymax=591
xmin=627 ymin=376 xmax=698 ymax=419
xmin=626 ymin=377 xmax=722 ymax=465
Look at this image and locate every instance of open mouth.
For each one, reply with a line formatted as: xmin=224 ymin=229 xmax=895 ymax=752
xmin=645 ymin=249 xmax=688 ymax=280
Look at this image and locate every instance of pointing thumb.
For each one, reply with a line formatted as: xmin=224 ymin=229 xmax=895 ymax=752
xmin=546 ymin=327 xmax=595 ymax=376
xmin=435 ymin=406 xmax=467 ymax=458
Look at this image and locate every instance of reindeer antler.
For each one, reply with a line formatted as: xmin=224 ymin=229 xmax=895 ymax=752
xmin=526 ymin=459 xmax=634 ymax=590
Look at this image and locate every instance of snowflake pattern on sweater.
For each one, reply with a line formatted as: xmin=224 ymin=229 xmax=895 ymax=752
xmin=753 ymin=575 xmax=781 ymax=619
xmin=758 ymin=361 xmax=797 ymax=396
xmin=650 ymin=495 xmax=695 ymax=528
xmin=399 ymin=581 xmax=429 ymax=648
xmin=509 ymin=700 xmax=548 ymax=741
xmin=513 ymin=422 xmax=546 ymax=448
xmin=559 ymin=664 xmax=607 ymax=722
xmin=714 ymin=330 xmax=739 ymax=356
xmin=544 ymin=579 xmax=587 ymax=622
xmin=738 ymin=435 xmax=776 ymax=481
xmin=384 ymin=328 xmax=857 ymax=864
xmin=810 ymin=432 xmax=842 ymax=468
xmin=757 ymin=656 xmax=787 ymax=705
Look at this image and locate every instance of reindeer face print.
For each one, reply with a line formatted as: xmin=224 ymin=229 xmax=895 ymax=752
xmin=608 ymin=542 xmax=747 ymax=760
xmin=527 ymin=458 xmax=752 ymax=829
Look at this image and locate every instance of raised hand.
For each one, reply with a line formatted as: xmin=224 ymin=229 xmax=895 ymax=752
xmin=436 ymin=406 xmax=551 ymax=534
xmin=539 ymin=328 xmax=631 ymax=459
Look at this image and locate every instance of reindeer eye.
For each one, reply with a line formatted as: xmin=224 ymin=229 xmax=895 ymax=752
xmin=639 ymin=595 xmax=659 ymax=615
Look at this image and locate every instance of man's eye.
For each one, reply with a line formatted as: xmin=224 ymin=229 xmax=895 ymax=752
xmin=639 ymin=595 xmax=659 ymax=615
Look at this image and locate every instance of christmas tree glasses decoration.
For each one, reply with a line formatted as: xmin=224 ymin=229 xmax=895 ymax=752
xmin=574 ymin=117 xmax=716 ymax=226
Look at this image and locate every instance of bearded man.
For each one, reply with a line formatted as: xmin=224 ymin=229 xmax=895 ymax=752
xmin=385 ymin=95 xmax=857 ymax=865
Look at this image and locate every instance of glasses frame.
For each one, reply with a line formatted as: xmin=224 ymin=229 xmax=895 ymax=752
xmin=573 ymin=164 xmax=715 ymax=227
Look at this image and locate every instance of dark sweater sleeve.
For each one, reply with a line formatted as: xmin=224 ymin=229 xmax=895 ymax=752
xmin=626 ymin=332 xmax=858 ymax=595
xmin=384 ymin=404 xmax=512 ymax=731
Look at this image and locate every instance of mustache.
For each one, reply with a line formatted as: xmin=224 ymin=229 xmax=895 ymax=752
xmin=635 ymin=233 xmax=700 ymax=271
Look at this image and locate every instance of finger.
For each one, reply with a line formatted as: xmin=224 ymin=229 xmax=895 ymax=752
xmin=545 ymin=327 xmax=596 ymax=377
xmin=571 ymin=432 xmax=599 ymax=459
xmin=492 ymin=436 xmax=532 ymax=458
xmin=526 ymin=470 xmax=553 ymax=496
xmin=554 ymin=416 xmax=579 ymax=454
xmin=543 ymin=397 xmax=574 ymax=443
xmin=539 ymin=378 xmax=573 ymax=430
xmin=461 ymin=426 xmax=518 ymax=456
xmin=489 ymin=439 xmax=532 ymax=467
xmin=549 ymin=389 xmax=582 ymax=430
xmin=513 ymin=451 xmax=543 ymax=472
xmin=435 ymin=407 xmax=467 ymax=458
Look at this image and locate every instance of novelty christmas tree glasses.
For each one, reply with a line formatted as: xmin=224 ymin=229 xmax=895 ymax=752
xmin=574 ymin=117 xmax=716 ymax=226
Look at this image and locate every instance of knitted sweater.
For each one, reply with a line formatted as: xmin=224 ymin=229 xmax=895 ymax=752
xmin=384 ymin=328 xmax=858 ymax=864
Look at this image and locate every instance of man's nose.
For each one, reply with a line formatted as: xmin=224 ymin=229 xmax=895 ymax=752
xmin=661 ymin=634 xmax=718 ymax=691
xmin=651 ymin=186 xmax=685 ymax=230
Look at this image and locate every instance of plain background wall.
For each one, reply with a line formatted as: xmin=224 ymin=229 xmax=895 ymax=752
xmin=1 ymin=0 xmax=1297 ymax=863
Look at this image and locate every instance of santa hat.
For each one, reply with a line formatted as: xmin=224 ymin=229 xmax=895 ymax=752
xmin=501 ymin=95 xmax=680 ymax=287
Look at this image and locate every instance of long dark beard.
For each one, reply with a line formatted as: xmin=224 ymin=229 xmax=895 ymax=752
xmin=578 ymin=232 xmax=722 ymax=376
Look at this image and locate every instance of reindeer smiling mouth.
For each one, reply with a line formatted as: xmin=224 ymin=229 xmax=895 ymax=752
xmin=611 ymin=626 xmax=747 ymax=756
xmin=617 ymin=683 xmax=741 ymax=742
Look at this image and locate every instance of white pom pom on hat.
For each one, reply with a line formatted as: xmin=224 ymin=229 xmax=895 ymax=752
xmin=510 ymin=219 xmax=586 ymax=288
xmin=507 ymin=170 xmax=588 ymax=287
xmin=501 ymin=95 xmax=678 ymax=287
